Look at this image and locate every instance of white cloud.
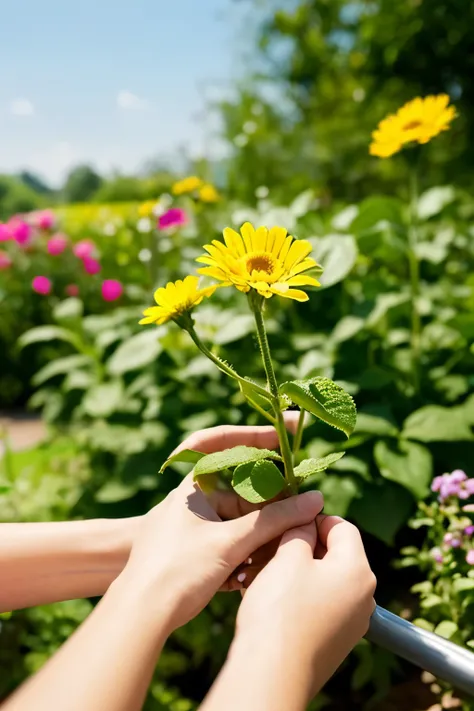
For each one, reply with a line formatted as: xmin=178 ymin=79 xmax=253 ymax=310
xmin=117 ymin=90 xmax=149 ymax=111
xmin=9 ymin=98 xmax=35 ymax=116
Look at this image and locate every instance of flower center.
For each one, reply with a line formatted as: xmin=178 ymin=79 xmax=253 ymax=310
xmin=402 ymin=120 xmax=422 ymax=131
xmin=245 ymin=252 xmax=276 ymax=275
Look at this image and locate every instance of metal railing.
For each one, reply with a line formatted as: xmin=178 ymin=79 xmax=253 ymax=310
xmin=367 ymin=605 xmax=474 ymax=696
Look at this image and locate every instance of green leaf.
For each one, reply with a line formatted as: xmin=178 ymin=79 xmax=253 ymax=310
xmin=232 ymin=460 xmax=286 ymax=503
xmin=350 ymin=196 xmax=403 ymax=233
xmin=32 ymin=355 xmax=92 ymax=386
xmin=331 ymin=316 xmax=365 ymax=344
xmin=411 ymin=581 xmax=433 ymax=595
xmin=18 ymin=325 xmax=83 ymax=351
xmin=318 ymin=475 xmax=361 ymax=517
xmin=434 ymin=620 xmax=458 ymax=640
xmin=194 ymin=446 xmax=282 ymax=477
xmin=95 ymin=480 xmax=138 ymax=503
xmin=159 ymin=449 xmax=205 ymax=474
xmin=331 ymin=455 xmax=371 ymax=481
xmin=403 ymin=405 xmax=473 ymax=442
xmin=280 ymin=377 xmax=357 ymax=438
xmin=312 ymin=234 xmax=358 ymax=289
xmin=453 ymin=578 xmax=474 ymax=594
xmin=214 ymin=315 xmax=255 ymax=345
xmin=53 ymin=298 xmax=84 ymax=322
xmin=351 ymin=482 xmax=414 ymax=544
xmin=413 ymin=619 xmax=434 ymax=632
xmin=374 ymin=440 xmax=432 ymax=499
xmin=239 ymin=379 xmax=273 ymax=412
xmin=355 ymin=412 xmax=398 ymax=438
xmin=417 ymin=186 xmax=455 ymax=220
xmin=294 ymin=452 xmax=346 ymax=480
xmin=82 ymin=381 xmax=124 ymax=418
xmin=63 ymin=370 xmax=95 ymax=391
xmin=107 ymin=329 xmax=163 ymax=375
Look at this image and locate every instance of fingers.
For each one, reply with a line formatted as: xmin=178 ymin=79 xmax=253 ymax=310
xmin=223 ymin=538 xmax=280 ymax=591
xmin=227 ymin=490 xmax=323 ymax=561
xmin=207 ymin=490 xmax=260 ymax=520
xmin=276 ymin=522 xmax=317 ymax=560
xmin=171 ymin=413 xmax=301 ymax=456
xmin=316 ymin=515 xmax=367 ymax=565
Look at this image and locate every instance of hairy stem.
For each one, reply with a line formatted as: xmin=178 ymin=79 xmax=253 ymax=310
xmin=292 ymin=409 xmax=305 ymax=460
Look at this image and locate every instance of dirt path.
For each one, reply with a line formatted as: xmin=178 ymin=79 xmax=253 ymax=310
xmin=0 ymin=413 xmax=46 ymax=456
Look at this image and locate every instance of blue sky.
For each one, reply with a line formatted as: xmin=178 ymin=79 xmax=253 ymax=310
xmin=0 ymin=0 xmax=249 ymax=185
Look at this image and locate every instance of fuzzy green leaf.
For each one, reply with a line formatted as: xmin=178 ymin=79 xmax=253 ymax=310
xmin=159 ymin=449 xmax=205 ymax=474
xmin=194 ymin=446 xmax=282 ymax=477
xmin=280 ymin=377 xmax=357 ymax=438
xmin=232 ymin=460 xmax=286 ymax=503
xmin=294 ymin=452 xmax=346 ymax=480
xmin=239 ymin=379 xmax=273 ymax=412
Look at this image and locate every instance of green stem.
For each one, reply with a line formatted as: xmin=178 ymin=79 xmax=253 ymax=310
xmin=292 ymin=409 xmax=305 ymax=459
xmin=250 ymin=299 xmax=297 ymax=494
xmin=408 ymin=166 xmax=421 ymax=393
xmin=185 ymin=323 xmax=271 ymax=401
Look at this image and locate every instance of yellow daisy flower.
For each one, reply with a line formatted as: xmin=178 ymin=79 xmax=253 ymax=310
xmin=199 ymin=183 xmax=220 ymax=202
xmin=139 ymin=276 xmax=216 ymax=326
xmin=138 ymin=200 xmax=156 ymax=217
xmin=172 ymin=176 xmax=203 ymax=195
xmin=370 ymin=94 xmax=456 ymax=158
xmin=196 ymin=222 xmax=321 ymax=302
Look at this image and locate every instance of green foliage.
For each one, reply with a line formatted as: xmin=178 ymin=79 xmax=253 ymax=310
xmin=232 ymin=459 xmax=285 ymax=503
xmin=294 ymin=452 xmax=346 ymax=481
xmin=193 ymin=446 xmax=282 ymax=478
xmin=62 ymin=165 xmax=103 ymax=203
xmin=280 ymin=377 xmax=357 ymax=438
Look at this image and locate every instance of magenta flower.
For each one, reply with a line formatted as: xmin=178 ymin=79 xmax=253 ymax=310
xmin=65 ymin=284 xmax=80 ymax=297
xmin=83 ymin=257 xmax=101 ymax=275
xmin=464 ymin=525 xmax=474 ymax=536
xmin=8 ymin=218 xmax=32 ymax=246
xmin=0 ymin=223 xmax=10 ymax=242
xmin=47 ymin=234 xmax=68 ymax=256
xmin=443 ymin=532 xmax=462 ymax=548
xmin=32 ymin=276 xmax=52 ymax=295
xmin=73 ymin=239 xmax=95 ymax=259
xmin=466 ymin=550 xmax=474 ymax=566
xmin=0 ymin=251 xmax=12 ymax=270
xmin=432 ymin=470 xmax=473 ymax=502
xmin=102 ymin=279 xmax=123 ymax=302
xmin=430 ymin=547 xmax=443 ymax=564
xmin=158 ymin=208 xmax=188 ymax=230
xmin=32 ymin=210 xmax=55 ymax=231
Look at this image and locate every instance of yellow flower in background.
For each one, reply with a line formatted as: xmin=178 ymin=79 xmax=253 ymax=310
xmin=139 ymin=276 xmax=217 ymax=326
xmin=370 ymin=94 xmax=456 ymax=158
xmin=172 ymin=176 xmax=203 ymax=195
xmin=138 ymin=200 xmax=156 ymax=217
xmin=199 ymin=183 xmax=220 ymax=202
xmin=197 ymin=222 xmax=321 ymax=302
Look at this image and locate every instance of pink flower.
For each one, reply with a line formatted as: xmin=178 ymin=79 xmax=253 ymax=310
xmin=464 ymin=525 xmax=474 ymax=536
xmin=0 ymin=251 xmax=12 ymax=270
xmin=73 ymin=239 xmax=95 ymax=259
xmin=432 ymin=470 xmax=473 ymax=502
xmin=102 ymin=279 xmax=123 ymax=302
xmin=0 ymin=223 xmax=11 ymax=242
xmin=47 ymin=234 xmax=68 ymax=256
xmin=83 ymin=257 xmax=101 ymax=275
xmin=8 ymin=218 xmax=32 ymax=246
xmin=443 ymin=532 xmax=462 ymax=548
xmin=466 ymin=550 xmax=474 ymax=566
xmin=32 ymin=210 xmax=55 ymax=231
xmin=158 ymin=208 xmax=188 ymax=230
xmin=65 ymin=284 xmax=80 ymax=297
xmin=430 ymin=547 xmax=443 ymax=564
xmin=32 ymin=276 xmax=52 ymax=295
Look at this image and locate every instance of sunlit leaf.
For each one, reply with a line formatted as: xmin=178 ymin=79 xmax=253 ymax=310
xmin=194 ymin=446 xmax=282 ymax=477
xmin=232 ymin=459 xmax=286 ymax=503
xmin=159 ymin=449 xmax=205 ymax=474
xmin=294 ymin=452 xmax=346 ymax=480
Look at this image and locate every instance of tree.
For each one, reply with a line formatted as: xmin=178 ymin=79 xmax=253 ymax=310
xmin=63 ymin=165 xmax=103 ymax=203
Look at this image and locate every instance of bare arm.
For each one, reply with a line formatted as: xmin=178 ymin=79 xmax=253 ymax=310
xmin=0 ymin=518 xmax=139 ymax=611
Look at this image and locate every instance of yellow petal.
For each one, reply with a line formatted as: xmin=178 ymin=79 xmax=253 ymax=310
xmin=240 ymin=223 xmax=255 ymax=252
xmin=223 ymin=227 xmax=245 ymax=257
xmin=268 ymin=226 xmax=287 ymax=254
xmin=278 ymin=235 xmax=293 ymax=264
xmin=252 ymin=226 xmax=268 ymax=252
xmin=197 ymin=266 xmax=230 ymax=281
xmin=285 ymin=274 xmax=320 ymax=287
xmin=283 ymin=240 xmax=313 ymax=270
xmin=270 ymin=284 xmax=309 ymax=301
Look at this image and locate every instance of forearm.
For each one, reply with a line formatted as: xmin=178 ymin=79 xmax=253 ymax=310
xmin=2 ymin=577 xmax=171 ymax=711
xmin=0 ymin=518 xmax=140 ymax=610
xmin=201 ymin=628 xmax=315 ymax=711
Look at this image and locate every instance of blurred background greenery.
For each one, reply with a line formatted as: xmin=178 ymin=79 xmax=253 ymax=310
xmin=2 ymin=1 xmax=474 ymax=709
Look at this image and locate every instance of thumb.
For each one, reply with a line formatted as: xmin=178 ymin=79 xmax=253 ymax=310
xmin=275 ymin=522 xmax=317 ymax=561
xmin=226 ymin=490 xmax=323 ymax=560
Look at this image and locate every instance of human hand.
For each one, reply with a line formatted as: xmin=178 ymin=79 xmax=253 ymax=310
xmin=235 ymin=515 xmax=376 ymax=686
xmin=115 ymin=470 xmax=323 ymax=634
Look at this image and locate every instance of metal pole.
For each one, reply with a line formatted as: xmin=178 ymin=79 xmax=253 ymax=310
xmin=367 ymin=605 xmax=474 ymax=697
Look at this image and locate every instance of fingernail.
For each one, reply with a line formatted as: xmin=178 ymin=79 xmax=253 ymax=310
xmin=237 ymin=572 xmax=247 ymax=583
xmin=247 ymin=557 xmax=253 ymax=565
